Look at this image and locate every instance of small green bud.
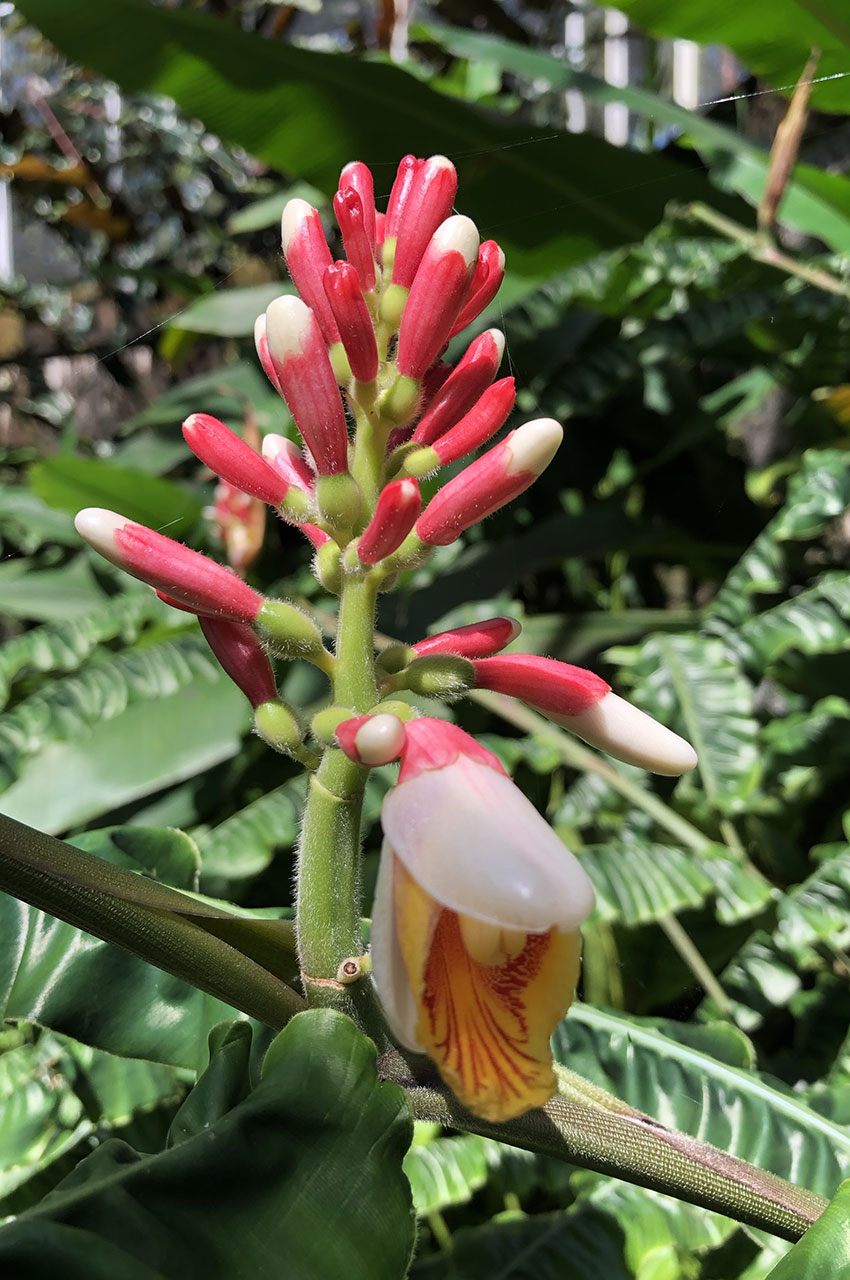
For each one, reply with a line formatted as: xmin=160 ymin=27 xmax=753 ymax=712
xmin=311 ymin=705 xmax=356 ymax=745
xmin=380 ymin=529 xmax=431 ymax=573
xmin=403 ymin=655 xmax=475 ymax=701
xmin=254 ymin=700 xmax=303 ymax=755
xmin=398 ymin=445 xmax=439 ymax=478
xmin=255 ymin=600 xmax=327 ymax=662
xmin=379 ymin=373 xmax=420 ymax=427
xmin=316 ymin=472 xmax=362 ymax=533
xmin=369 ymin=698 xmax=417 ymax=722
xmin=328 ymin=341 xmax=352 ymax=384
xmin=315 ymin=539 xmax=342 ymax=594
xmin=377 ymin=644 xmax=416 ymax=674
xmin=381 ymin=236 xmax=397 ymax=274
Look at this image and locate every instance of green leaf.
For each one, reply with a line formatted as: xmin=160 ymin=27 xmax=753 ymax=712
xmin=15 ymin=0 xmax=740 ymax=277
xmin=410 ymin=1207 xmax=632 ymax=1279
xmin=28 ymin=456 xmax=202 ymax=538
xmin=0 ymin=557 xmax=109 ymax=623
xmin=195 ymin=779 xmax=303 ymax=882
xmin=227 ymin=181 xmax=325 ymax=234
xmin=0 ymin=636 xmax=251 ymax=832
xmin=417 ymin=20 xmax=850 ymax=252
xmin=0 ymin=592 xmax=168 ymax=709
xmin=583 ymin=838 xmax=772 ymax=927
xmin=734 ymin=573 xmax=850 ymax=668
xmin=765 ymin=1179 xmax=850 ymax=1278
xmin=708 ymin=450 xmax=850 ymax=633
xmin=166 ymin=1022 xmax=252 ymax=1146
xmin=555 ymin=1006 xmax=850 ymax=1198
xmin=403 ymin=1129 xmax=498 ymax=1216
xmin=0 ymin=1012 xmax=415 ymax=1280
xmin=611 ymin=633 xmax=761 ymax=817
xmin=170 ymin=282 xmax=293 ymax=337
xmin=613 ymin=0 xmax=850 ymax=114
xmin=0 ymin=488 xmax=77 ymax=553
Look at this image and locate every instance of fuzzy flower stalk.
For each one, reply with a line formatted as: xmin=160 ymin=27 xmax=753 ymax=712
xmin=74 ymin=153 xmax=697 ymax=1123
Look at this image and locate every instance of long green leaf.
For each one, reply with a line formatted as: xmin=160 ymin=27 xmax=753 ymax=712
xmin=15 ymin=0 xmax=740 ymax=276
xmin=418 ymin=20 xmax=850 ymax=252
xmin=766 ymin=1179 xmax=850 ymax=1278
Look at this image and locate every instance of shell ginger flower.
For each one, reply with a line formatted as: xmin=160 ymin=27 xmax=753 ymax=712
xmin=338 ymin=714 xmax=595 ymax=1123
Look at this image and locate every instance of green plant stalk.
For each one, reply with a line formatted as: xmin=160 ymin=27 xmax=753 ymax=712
xmin=296 ymin=557 xmax=384 ymax=1016
xmin=0 ymin=814 xmax=304 ymax=1028
xmin=381 ymin=1050 xmax=827 ymax=1243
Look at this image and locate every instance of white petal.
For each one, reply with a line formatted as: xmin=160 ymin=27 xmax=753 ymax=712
xmin=369 ymin=841 xmax=424 ymax=1052
xmin=554 ymin=692 xmax=698 ymax=776
xmin=74 ymin=507 xmax=127 ymax=568
xmin=381 ymin=756 xmax=594 ymax=933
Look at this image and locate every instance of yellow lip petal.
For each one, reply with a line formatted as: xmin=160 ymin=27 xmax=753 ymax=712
xmin=393 ymin=860 xmax=582 ymax=1122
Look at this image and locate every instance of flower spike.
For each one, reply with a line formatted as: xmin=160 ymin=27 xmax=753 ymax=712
xmin=449 ymin=240 xmax=506 ymax=337
xmin=265 ymin=295 xmax=349 ymax=476
xmin=75 ymin=508 xmax=263 ymax=622
xmin=413 ymin=617 xmax=521 ymax=659
xmin=183 ymin=413 xmax=290 ymax=508
xmin=472 ymin=653 xmax=698 ymax=776
xmin=396 ymin=216 xmax=479 ymax=381
xmin=280 ymin=198 xmax=340 ymax=345
xmin=416 ymin=418 xmax=563 ymax=547
xmin=356 ymin=478 xmax=421 ymax=565
xmin=412 ymin=330 xmax=505 ymax=447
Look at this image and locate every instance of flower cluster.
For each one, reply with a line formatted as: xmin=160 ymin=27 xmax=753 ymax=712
xmin=75 ymin=153 xmax=697 ymax=1123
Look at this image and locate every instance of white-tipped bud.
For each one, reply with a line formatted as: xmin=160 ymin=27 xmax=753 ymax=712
xmin=355 ymin=713 xmax=407 ymax=766
xmin=505 ymin=418 xmax=563 ymax=478
xmin=554 ymin=692 xmax=698 ymax=776
xmin=74 ymin=507 xmax=126 ymax=566
xmin=281 ymin=197 xmax=314 ymax=254
xmin=431 ymin=214 xmax=480 ymax=268
xmin=265 ymin=294 xmax=312 ymax=361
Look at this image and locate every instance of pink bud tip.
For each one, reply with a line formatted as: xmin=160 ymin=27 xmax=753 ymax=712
xmin=265 ymin=295 xmax=350 ymax=476
xmin=431 ymin=377 xmax=516 ymax=467
xmin=450 ymin=241 xmax=506 ymax=338
xmin=391 ymin=155 xmax=458 ymax=288
xmin=416 ymin=418 xmax=563 ymax=547
xmin=323 ymin=261 xmax=379 ymax=382
xmin=75 ymin=508 xmax=264 ymax=622
xmin=413 ymin=329 xmax=505 ymax=447
xmin=357 ymin=478 xmax=422 ymax=565
xmin=340 ymin=161 xmax=377 ymax=249
xmin=262 ymin=434 xmax=316 ymax=495
xmin=337 ymin=712 xmax=408 ymax=766
xmin=396 ymin=216 xmax=479 ymax=380
xmin=300 ymin=522 xmax=332 ymax=550
xmin=280 ymin=199 xmax=340 ymax=345
xmin=183 ymin=413 xmax=289 ymax=508
xmin=199 ymin=616 xmax=278 ymax=709
xmin=254 ymin=315 xmax=283 ymax=394
xmin=333 ymin=187 xmax=377 ymax=292
xmin=413 ymin=617 xmax=521 ymax=660
xmin=385 ymin=154 xmax=423 ymax=240
xmin=472 ymin=654 xmax=609 ymax=716
xmin=397 ymin=717 xmax=507 ymax=783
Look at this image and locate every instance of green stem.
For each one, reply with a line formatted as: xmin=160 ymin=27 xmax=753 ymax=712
xmin=381 ymin=1052 xmax=826 ymax=1243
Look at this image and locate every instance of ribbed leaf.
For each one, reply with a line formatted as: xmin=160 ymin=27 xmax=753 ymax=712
xmin=555 ymin=1006 xmax=850 ymax=1198
xmin=403 ymin=1130 xmax=497 ymax=1216
xmin=410 ymin=1207 xmax=632 ymax=1279
xmin=0 ymin=592 xmax=166 ymax=709
xmin=0 ymin=557 xmax=109 ymax=623
xmin=0 ymin=1012 xmax=415 ymax=1280
xmin=765 ymin=1180 xmax=850 ymax=1279
xmin=708 ymin=450 xmax=850 ymax=633
xmin=584 ymin=838 xmax=772 ymax=926
xmin=734 ymin=573 xmax=850 ymax=668
xmin=196 ymin=779 xmax=303 ymax=882
xmin=610 ymin=633 xmax=761 ymax=817
xmin=0 ymin=636 xmax=250 ymax=832
xmin=170 ymin=282 xmax=293 ymax=337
